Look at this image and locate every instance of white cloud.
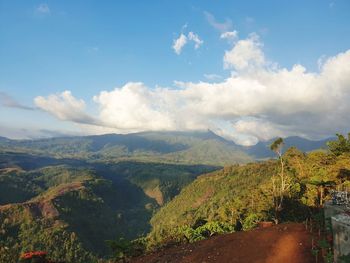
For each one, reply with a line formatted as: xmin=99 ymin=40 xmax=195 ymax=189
xmin=188 ymin=32 xmax=203 ymax=49
xmin=34 ymin=35 xmax=350 ymax=145
xmin=34 ymin=91 xmax=98 ymax=125
xmin=224 ymin=33 xmax=265 ymax=71
xmin=172 ymin=31 xmax=203 ymax=55
xmin=220 ymin=31 xmax=238 ymax=41
xmin=36 ymin=3 xmax=50 ymax=14
xmin=232 ymin=118 xmax=287 ymax=141
xmin=204 ymin=74 xmax=222 ymax=80
xmin=93 ymin=82 xmax=176 ymax=132
xmin=172 ymin=33 xmax=187 ymax=55
xmin=204 ymin=11 xmax=232 ymax=32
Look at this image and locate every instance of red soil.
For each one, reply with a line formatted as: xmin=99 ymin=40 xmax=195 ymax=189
xmin=132 ymin=223 xmax=315 ymax=263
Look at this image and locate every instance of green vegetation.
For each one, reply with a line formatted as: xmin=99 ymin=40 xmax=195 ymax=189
xmin=146 ymin=134 xmax=350 ymax=249
xmin=0 ymin=131 xmax=348 ymax=262
xmin=327 ymin=133 xmax=350 ymax=156
xmin=0 ymin=131 xmax=253 ymax=165
xmin=0 ymin=155 xmax=216 ymax=262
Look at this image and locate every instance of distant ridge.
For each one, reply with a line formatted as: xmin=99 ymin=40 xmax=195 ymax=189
xmin=0 ymin=136 xmax=10 ymax=142
xmin=0 ymin=131 xmax=333 ymax=163
xmin=245 ymin=136 xmax=333 ymax=159
xmin=0 ymin=130 xmax=251 ymax=165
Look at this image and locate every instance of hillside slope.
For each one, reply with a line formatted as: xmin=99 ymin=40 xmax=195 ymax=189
xmin=0 ymin=154 xmax=218 ymax=262
xmin=147 ymin=147 xmax=350 ymax=246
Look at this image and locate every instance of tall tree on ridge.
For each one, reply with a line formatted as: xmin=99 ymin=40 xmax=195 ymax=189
xmin=270 ymin=138 xmax=289 ymax=223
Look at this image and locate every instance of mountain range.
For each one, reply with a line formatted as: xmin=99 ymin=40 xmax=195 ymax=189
xmin=0 ymin=131 xmax=331 ymax=164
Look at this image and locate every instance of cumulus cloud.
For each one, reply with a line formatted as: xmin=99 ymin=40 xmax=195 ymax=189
xmin=93 ymin=82 xmax=177 ymax=131
xmin=35 ymin=34 xmax=350 ymax=145
xmin=34 ymin=91 xmax=99 ymax=125
xmin=0 ymin=92 xmax=34 ymax=110
xmin=224 ymin=33 xmax=265 ymax=71
xmin=172 ymin=33 xmax=187 ymax=55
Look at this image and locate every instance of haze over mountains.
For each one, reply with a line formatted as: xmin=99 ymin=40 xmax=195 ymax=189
xmin=0 ymin=130 xmax=331 ymax=164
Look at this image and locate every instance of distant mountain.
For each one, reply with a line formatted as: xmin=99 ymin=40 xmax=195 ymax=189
xmin=0 ymin=131 xmax=334 ymax=164
xmin=0 ymin=130 xmax=252 ymax=165
xmin=0 ymin=136 xmax=10 ymax=142
xmin=245 ymin=136 xmax=333 ymax=159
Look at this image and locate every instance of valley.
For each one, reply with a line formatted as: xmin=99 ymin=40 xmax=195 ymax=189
xmin=0 ymin=131 xmax=346 ymax=262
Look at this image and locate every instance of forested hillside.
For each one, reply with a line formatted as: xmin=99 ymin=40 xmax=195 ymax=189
xmin=0 ymin=156 xmax=216 ymax=262
xmin=146 ymin=134 xmax=350 ymax=248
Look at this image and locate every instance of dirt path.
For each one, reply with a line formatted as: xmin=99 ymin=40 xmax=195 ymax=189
xmin=132 ymin=223 xmax=314 ymax=263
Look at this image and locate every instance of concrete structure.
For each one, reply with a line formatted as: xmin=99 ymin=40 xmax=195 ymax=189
xmin=324 ymin=201 xmax=350 ymax=262
xmin=332 ymin=214 xmax=350 ymax=262
xmin=324 ymin=201 xmax=349 ymax=220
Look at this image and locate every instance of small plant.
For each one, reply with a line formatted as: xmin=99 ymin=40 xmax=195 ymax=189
xmin=170 ymin=221 xmax=234 ymax=243
xmin=325 ymin=251 xmax=334 ymax=263
xmin=318 ymin=238 xmax=330 ymax=256
xmin=311 ymin=248 xmax=319 ymax=263
xmin=242 ymin=213 xmax=263 ymax=231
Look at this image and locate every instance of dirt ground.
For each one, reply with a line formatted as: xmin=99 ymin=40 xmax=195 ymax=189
xmin=132 ymin=223 xmax=315 ymax=263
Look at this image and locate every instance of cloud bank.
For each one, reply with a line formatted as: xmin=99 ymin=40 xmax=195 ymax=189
xmin=35 ymin=34 xmax=350 ymax=145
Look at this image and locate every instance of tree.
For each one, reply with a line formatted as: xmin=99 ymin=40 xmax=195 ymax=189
xmin=270 ymin=138 xmax=290 ymax=223
xmin=306 ymin=178 xmax=335 ymax=207
xmin=327 ymin=133 xmax=350 ymax=156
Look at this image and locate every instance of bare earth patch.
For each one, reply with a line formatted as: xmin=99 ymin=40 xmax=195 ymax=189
xmin=132 ymin=223 xmax=314 ymax=263
xmin=145 ymin=186 xmax=164 ymax=206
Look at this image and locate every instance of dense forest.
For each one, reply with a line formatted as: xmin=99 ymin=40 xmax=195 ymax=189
xmin=0 ymin=161 xmax=215 ymax=262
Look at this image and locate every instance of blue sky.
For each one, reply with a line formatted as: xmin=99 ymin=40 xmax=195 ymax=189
xmin=1 ymin=0 xmax=350 ymax=143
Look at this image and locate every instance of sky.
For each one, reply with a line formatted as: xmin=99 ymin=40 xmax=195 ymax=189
xmin=0 ymin=0 xmax=350 ymax=145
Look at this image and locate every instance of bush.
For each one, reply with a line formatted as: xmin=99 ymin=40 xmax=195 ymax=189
xmin=170 ymin=221 xmax=234 ymax=243
xmin=242 ymin=213 xmax=263 ymax=231
xmin=106 ymin=237 xmax=147 ymax=260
